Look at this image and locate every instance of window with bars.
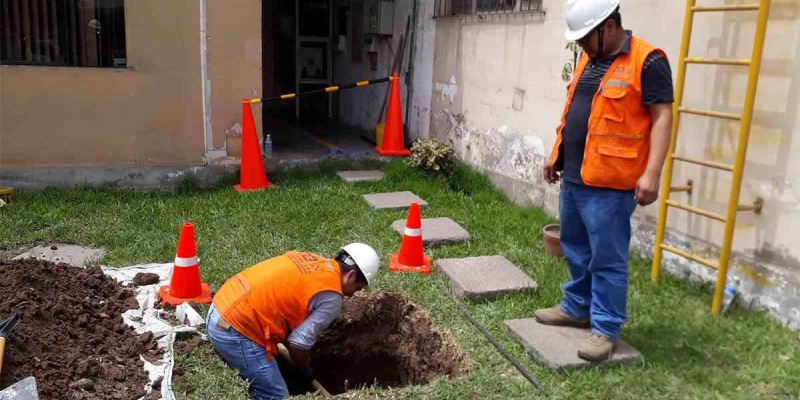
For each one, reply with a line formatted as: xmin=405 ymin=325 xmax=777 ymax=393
xmin=434 ymin=0 xmax=543 ymax=17
xmin=0 ymin=0 xmax=126 ymax=68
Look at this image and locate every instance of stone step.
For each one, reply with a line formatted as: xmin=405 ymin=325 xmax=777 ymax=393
xmin=13 ymin=244 xmax=106 ymax=267
xmin=363 ymin=191 xmax=427 ymax=210
xmin=337 ymin=170 xmax=385 ymax=183
xmin=391 ymin=217 xmax=470 ymax=247
xmin=435 ymin=255 xmax=537 ymax=300
xmin=504 ymin=318 xmax=643 ymax=370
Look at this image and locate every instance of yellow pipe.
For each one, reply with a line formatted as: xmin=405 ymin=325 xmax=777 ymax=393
xmin=711 ymin=0 xmax=771 ymax=316
xmin=685 ymin=57 xmax=751 ymax=66
xmin=653 ymin=0 xmax=696 ymax=282
xmin=325 ymin=86 xmax=339 ymax=93
xmin=672 ymin=155 xmax=734 ymax=172
xmin=660 ymin=244 xmax=718 ymax=270
xmin=356 ymin=80 xmax=370 ymax=87
xmin=666 ymin=200 xmax=727 ymax=223
xmin=678 ymin=107 xmax=741 ymax=121
xmin=692 ymin=4 xmax=760 ymax=12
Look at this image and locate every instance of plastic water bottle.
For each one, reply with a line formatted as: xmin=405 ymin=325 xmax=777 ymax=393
xmin=263 ymin=134 xmax=272 ymax=159
xmin=721 ymin=277 xmax=740 ymax=314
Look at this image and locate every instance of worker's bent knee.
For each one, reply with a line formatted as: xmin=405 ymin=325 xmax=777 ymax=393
xmin=239 ymin=340 xmax=290 ymax=399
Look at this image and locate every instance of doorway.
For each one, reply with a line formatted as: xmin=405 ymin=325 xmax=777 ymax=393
xmin=262 ymin=0 xmax=373 ymax=160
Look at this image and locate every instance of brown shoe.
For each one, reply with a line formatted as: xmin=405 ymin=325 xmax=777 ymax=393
xmin=533 ymin=305 xmax=590 ymax=328
xmin=577 ymin=332 xmax=618 ymax=362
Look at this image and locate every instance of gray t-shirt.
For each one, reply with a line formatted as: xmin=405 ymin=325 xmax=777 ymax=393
xmin=286 ymin=290 xmax=342 ymax=350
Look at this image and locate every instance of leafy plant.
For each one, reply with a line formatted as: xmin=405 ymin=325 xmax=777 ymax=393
xmin=407 ymin=138 xmax=457 ymax=178
xmin=562 ymin=41 xmax=582 ymax=82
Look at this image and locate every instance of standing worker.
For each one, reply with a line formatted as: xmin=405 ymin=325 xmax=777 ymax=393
xmin=535 ymin=0 xmax=674 ymax=362
xmin=207 ymin=243 xmax=381 ymax=399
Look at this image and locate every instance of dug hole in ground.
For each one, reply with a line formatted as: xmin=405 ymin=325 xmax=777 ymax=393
xmin=284 ymin=291 xmax=470 ymax=396
xmin=1 ymin=257 xmax=470 ymax=399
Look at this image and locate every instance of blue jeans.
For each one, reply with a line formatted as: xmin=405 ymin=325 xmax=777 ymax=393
xmin=207 ymin=306 xmax=289 ymax=400
xmin=558 ymin=181 xmax=637 ymax=339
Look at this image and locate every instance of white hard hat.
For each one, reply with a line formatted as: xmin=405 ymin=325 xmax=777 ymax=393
xmin=564 ymin=0 xmax=620 ymax=41
xmin=340 ymin=243 xmax=380 ymax=285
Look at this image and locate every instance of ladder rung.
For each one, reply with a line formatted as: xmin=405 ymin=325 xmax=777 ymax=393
xmin=679 ymin=107 xmax=742 ymax=121
xmin=685 ymin=57 xmax=751 ymax=66
xmin=672 ymin=155 xmax=735 ymax=172
xmin=692 ymin=4 xmax=760 ymax=12
xmin=666 ymin=200 xmax=727 ymax=223
xmin=660 ymin=244 xmax=718 ymax=270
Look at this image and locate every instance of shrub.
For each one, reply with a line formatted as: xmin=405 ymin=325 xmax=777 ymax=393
xmin=407 ymin=139 xmax=457 ymax=178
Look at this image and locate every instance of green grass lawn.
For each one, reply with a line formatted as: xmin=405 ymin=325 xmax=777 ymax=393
xmin=1 ymin=159 xmax=798 ymax=400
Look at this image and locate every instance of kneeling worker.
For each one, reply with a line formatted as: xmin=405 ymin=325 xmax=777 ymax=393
xmin=207 ymin=243 xmax=380 ymax=400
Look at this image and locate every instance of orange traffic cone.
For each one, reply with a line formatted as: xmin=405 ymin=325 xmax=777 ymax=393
xmin=159 ymin=223 xmax=213 ymax=307
xmin=389 ymin=202 xmax=431 ymax=274
xmin=376 ymin=72 xmax=411 ymax=156
xmin=234 ymin=100 xmax=273 ymax=192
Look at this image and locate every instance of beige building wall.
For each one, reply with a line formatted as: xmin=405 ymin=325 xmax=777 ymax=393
xmin=430 ymin=0 xmax=800 ymax=324
xmin=0 ymin=0 xmax=263 ymax=168
xmin=0 ymin=0 xmax=205 ymax=167
xmin=207 ymin=0 xmax=263 ymax=152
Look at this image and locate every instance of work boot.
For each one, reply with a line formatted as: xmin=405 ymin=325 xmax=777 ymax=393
xmin=577 ymin=332 xmax=618 ymax=362
xmin=533 ymin=305 xmax=590 ymax=328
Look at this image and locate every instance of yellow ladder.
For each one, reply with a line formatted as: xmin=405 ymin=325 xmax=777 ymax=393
xmin=651 ymin=0 xmax=771 ymax=315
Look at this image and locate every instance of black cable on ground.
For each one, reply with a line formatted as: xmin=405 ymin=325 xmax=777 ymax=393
xmin=459 ymin=305 xmax=546 ymax=393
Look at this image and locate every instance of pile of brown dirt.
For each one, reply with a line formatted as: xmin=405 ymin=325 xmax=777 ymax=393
xmin=0 ymin=258 xmax=160 ymax=400
xmin=308 ymin=291 xmax=468 ymax=394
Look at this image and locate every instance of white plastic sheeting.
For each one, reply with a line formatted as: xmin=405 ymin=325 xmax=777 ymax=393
xmin=100 ymin=263 xmax=207 ymax=400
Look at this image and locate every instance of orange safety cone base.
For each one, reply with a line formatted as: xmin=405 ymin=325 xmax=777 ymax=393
xmin=159 ymin=283 xmax=213 ymax=307
xmin=233 ymin=181 xmax=274 ymax=193
xmin=389 ymin=253 xmax=432 ymax=274
xmin=375 ymin=147 xmax=412 ymax=157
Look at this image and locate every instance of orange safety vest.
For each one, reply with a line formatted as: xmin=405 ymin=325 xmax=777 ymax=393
xmin=549 ymin=36 xmax=668 ymax=191
xmin=211 ymin=251 xmax=343 ymax=358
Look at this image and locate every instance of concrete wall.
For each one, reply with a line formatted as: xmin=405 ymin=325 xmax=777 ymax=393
xmin=0 ymin=0 xmax=262 ymax=168
xmin=430 ymin=0 xmax=800 ymax=328
xmin=0 ymin=0 xmax=205 ymax=167
xmin=334 ymin=0 xmax=435 ymax=141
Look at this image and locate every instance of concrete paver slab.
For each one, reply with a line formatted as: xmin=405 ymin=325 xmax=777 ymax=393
xmin=391 ymin=217 xmax=470 ymax=247
xmin=337 ymin=170 xmax=385 ymax=182
xmin=13 ymin=244 xmax=106 ymax=267
xmin=435 ymin=255 xmax=536 ymax=300
xmin=504 ymin=318 xmax=643 ymax=370
xmin=363 ymin=191 xmax=427 ymax=210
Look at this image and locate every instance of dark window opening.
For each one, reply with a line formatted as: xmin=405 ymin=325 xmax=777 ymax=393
xmin=434 ymin=0 xmax=543 ymax=17
xmin=0 ymin=0 xmax=126 ymax=68
xmin=476 ymin=0 xmax=515 ymax=13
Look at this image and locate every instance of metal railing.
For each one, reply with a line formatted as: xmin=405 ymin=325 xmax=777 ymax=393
xmin=434 ymin=0 xmax=543 ymax=18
